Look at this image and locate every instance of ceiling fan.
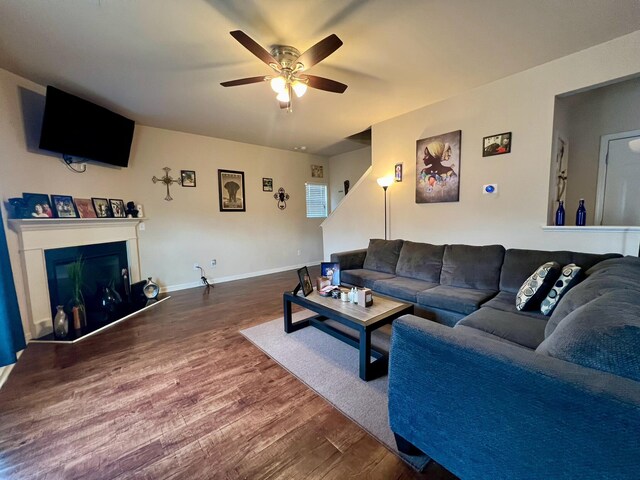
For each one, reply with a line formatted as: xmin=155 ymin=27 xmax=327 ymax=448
xmin=221 ymin=30 xmax=348 ymax=112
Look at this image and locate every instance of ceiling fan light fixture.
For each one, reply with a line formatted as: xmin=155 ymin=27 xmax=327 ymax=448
xmin=276 ymin=89 xmax=290 ymax=103
xmin=292 ymin=80 xmax=307 ymax=98
xmin=270 ymin=76 xmax=286 ymax=94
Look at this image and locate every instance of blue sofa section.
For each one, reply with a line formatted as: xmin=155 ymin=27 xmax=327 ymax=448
xmin=331 ymin=239 xmax=638 ymax=478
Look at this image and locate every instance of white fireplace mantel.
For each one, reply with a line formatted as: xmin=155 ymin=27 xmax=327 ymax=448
xmin=9 ymin=217 xmax=145 ymax=339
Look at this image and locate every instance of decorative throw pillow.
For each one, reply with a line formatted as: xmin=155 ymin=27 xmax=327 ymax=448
xmin=515 ymin=262 xmax=562 ymax=311
xmin=540 ymin=264 xmax=582 ymax=316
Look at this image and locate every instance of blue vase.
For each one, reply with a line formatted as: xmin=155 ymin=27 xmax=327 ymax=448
xmin=555 ymin=201 xmax=565 ymax=226
xmin=576 ymin=199 xmax=586 ymax=226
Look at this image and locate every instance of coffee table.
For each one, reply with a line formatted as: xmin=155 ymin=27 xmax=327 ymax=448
xmin=283 ymin=290 xmax=413 ymax=381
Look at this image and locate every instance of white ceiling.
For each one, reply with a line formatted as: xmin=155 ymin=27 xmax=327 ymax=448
xmin=1 ymin=0 xmax=639 ymax=156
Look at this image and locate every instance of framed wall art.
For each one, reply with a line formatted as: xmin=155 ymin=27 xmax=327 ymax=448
xmin=22 ymin=193 xmax=53 ymax=218
xmin=181 ymin=170 xmax=196 ymax=187
xmin=92 ymin=197 xmax=112 ymax=218
xmin=395 ymin=163 xmax=403 ymax=182
xmin=416 ymin=130 xmax=461 ymax=204
xmin=218 ymin=169 xmax=246 ymax=212
xmin=74 ymin=198 xmax=97 ymax=218
xmin=51 ymin=194 xmax=79 ymax=218
xmin=311 ymin=165 xmax=324 ymax=178
xmin=262 ymin=177 xmax=273 ymax=192
xmin=109 ymin=199 xmax=126 ymax=218
xmin=483 ymin=132 xmax=512 ymax=157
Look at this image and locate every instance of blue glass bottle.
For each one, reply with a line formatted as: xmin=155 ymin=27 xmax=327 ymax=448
xmin=555 ymin=201 xmax=565 ymax=226
xmin=576 ymin=199 xmax=586 ymax=226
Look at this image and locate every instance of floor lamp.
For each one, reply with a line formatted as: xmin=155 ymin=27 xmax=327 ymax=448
xmin=377 ymin=176 xmax=394 ymax=240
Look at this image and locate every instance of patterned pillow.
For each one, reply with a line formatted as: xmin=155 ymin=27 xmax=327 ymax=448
xmin=515 ymin=262 xmax=562 ymax=311
xmin=540 ymin=264 xmax=582 ymax=316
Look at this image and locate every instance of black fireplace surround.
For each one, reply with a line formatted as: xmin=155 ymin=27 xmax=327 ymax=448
xmin=44 ymin=241 xmax=139 ymax=339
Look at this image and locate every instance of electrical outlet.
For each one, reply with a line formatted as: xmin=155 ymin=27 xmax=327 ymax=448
xmin=211 ymin=259 xmax=217 ymax=267
xmin=139 ymin=222 xmax=145 ymax=231
xmin=297 ymin=249 xmax=301 ymax=256
xmin=193 ymin=263 xmax=200 ymax=271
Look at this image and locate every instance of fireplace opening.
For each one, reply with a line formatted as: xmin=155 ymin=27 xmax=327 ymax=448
xmin=42 ymin=241 xmax=150 ymax=341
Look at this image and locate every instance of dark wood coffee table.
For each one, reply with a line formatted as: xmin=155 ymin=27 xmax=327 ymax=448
xmin=283 ymin=290 xmax=413 ymax=381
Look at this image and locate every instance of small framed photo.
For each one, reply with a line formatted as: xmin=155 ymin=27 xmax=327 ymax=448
xmin=394 ymin=163 xmax=403 ymax=182
xmin=22 ymin=192 xmax=53 ymax=218
xmin=311 ymin=165 xmax=324 ymax=178
xmin=483 ymin=132 xmax=512 ymax=157
xmin=181 ymin=170 xmax=196 ymax=187
xmin=218 ymin=169 xmax=246 ymax=212
xmin=92 ymin=197 xmax=112 ymax=218
xmin=51 ymin=194 xmax=79 ymax=218
xmin=262 ymin=177 xmax=273 ymax=192
xmin=109 ymin=199 xmax=126 ymax=218
xmin=297 ymin=266 xmax=314 ymax=297
xmin=320 ymin=262 xmax=341 ymax=286
xmin=74 ymin=198 xmax=97 ymax=218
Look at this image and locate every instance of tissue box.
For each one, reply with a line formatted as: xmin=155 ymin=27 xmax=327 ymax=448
xmin=316 ymin=276 xmax=331 ymax=291
xmin=357 ymin=288 xmax=373 ymax=307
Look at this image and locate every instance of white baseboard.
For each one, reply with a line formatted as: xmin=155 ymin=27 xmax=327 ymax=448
xmin=160 ymin=260 xmax=322 ymax=293
xmin=0 ymin=350 xmax=23 ymax=390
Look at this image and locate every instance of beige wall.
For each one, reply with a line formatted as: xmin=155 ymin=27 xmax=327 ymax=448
xmin=323 ymin=30 xmax=640 ymax=258
xmin=0 ymin=68 xmax=327 ymax=339
xmin=328 ymin=147 xmax=371 ymax=212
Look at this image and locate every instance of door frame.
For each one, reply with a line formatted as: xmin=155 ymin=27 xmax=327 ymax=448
xmin=595 ymin=129 xmax=640 ymax=225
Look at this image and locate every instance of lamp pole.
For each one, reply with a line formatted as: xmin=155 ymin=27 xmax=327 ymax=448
xmin=382 ymin=185 xmax=388 ymax=240
xmin=377 ymin=176 xmax=393 ymax=240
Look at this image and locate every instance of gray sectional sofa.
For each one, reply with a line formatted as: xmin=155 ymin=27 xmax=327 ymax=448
xmin=331 ymin=239 xmax=640 ymax=479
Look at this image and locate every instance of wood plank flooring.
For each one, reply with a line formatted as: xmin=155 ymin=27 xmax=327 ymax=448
xmin=0 ymin=268 xmax=457 ymax=479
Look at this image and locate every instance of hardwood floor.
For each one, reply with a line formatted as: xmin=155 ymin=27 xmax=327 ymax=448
xmin=0 ymin=268 xmax=457 ymax=479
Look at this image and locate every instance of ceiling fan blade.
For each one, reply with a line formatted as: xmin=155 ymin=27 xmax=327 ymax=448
xmin=229 ymin=30 xmax=279 ymax=67
xmin=220 ymin=76 xmax=267 ymax=87
xmin=296 ymin=34 xmax=343 ymax=70
xmin=302 ymin=75 xmax=348 ymax=94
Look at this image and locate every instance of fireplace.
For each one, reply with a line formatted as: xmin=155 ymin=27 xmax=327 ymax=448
xmin=8 ymin=217 xmax=146 ymax=339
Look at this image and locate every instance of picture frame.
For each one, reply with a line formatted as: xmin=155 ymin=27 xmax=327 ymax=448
xmin=109 ymin=199 xmax=126 ymax=218
xmin=218 ymin=169 xmax=246 ymax=212
xmin=311 ymin=165 xmax=324 ymax=178
xmin=320 ymin=262 xmax=341 ymax=286
xmin=92 ymin=197 xmax=112 ymax=218
xmin=22 ymin=192 xmax=53 ymax=218
xmin=297 ymin=266 xmax=314 ymax=297
xmin=181 ymin=170 xmax=196 ymax=187
xmin=416 ymin=130 xmax=462 ymax=204
xmin=483 ymin=131 xmax=512 ymax=157
xmin=74 ymin=198 xmax=97 ymax=218
xmin=394 ymin=163 xmax=403 ymax=182
xmin=262 ymin=177 xmax=273 ymax=192
xmin=51 ymin=194 xmax=79 ymax=218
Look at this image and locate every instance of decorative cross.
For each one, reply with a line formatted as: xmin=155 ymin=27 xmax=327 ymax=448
xmin=152 ymin=167 xmax=182 ymax=201
xmin=274 ymin=187 xmax=290 ymax=210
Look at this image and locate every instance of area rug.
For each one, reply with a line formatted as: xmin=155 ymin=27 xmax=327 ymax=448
xmin=240 ymin=312 xmax=431 ymax=471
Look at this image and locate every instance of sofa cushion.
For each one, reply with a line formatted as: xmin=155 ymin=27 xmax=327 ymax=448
xmin=547 ymin=256 xmax=640 ymax=337
xmin=499 ymin=249 xmax=620 ymax=294
xmin=540 ymin=264 xmax=582 ymax=316
xmin=373 ymin=276 xmax=438 ymax=303
xmin=453 ymin=324 xmax=527 ymax=348
xmin=456 ymin=307 xmax=547 ymax=349
xmin=515 ymin=262 xmax=561 ymax=311
xmin=340 ymin=269 xmax=395 ymax=289
xmin=395 ymin=241 xmax=445 ymax=282
xmin=537 ymin=291 xmax=640 ymax=382
xmin=416 ymin=285 xmax=497 ymax=315
xmin=362 ymin=239 xmax=404 ymax=274
xmin=440 ymin=244 xmax=505 ymax=290
xmin=482 ymin=291 xmax=548 ymax=320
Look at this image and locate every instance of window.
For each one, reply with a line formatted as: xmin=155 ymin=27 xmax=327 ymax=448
xmin=305 ymin=183 xmax=327 ymax=218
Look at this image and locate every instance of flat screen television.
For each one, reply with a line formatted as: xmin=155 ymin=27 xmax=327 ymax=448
xmin=39 ymin=86 xmax=135 ymax=167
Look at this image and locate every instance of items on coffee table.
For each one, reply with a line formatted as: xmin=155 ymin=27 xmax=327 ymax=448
xmin=357 ymin=288 xmax=373 ymax=307
xmin=316 ymin=276 xmax=331 ymax=291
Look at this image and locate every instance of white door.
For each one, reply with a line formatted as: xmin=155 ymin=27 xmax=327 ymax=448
xmin=596 ymin=132 xmax=640 ymax=225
